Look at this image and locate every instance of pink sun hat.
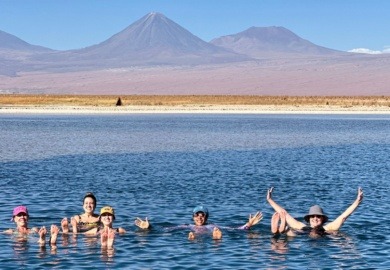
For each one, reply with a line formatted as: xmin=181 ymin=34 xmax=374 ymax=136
xmin=11 ymin=205 xmax=29 ymax=221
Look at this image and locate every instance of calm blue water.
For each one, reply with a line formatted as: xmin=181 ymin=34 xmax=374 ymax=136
xmin=0 ymin=114 xmax=389 ymax=269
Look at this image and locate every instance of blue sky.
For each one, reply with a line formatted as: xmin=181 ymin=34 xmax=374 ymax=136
xmin=0 ymin=0 xmax=389 ymax=54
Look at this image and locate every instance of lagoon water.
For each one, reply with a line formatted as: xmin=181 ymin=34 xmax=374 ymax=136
xmin=0 ymin=114 xmax=389 ymax=269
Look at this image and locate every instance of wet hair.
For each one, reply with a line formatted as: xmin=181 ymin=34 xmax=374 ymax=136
xmin=311 ymin=226 xmax=327 ymax=237
xmin=83 ymin=192 xmax=97 ymax=207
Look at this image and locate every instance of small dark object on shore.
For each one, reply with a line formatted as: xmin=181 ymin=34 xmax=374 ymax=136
xmin=116 ymin=97 xmax=123 ymax=106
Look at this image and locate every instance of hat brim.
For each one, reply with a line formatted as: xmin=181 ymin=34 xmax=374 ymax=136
xmin=11 ymin=212 xmax=29 ymax=221
xmin=100 ymin=212 xmax=115 ymax=220
xmin=304 ymin=214 xmax=328 ymax=223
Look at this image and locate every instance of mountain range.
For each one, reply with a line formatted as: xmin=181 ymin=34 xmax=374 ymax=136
xmin=0 ymin=12 xmax=389 ymax=96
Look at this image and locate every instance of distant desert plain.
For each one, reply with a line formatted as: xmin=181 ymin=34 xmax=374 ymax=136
xmin=1 ymin=94 xmax=389 ymax=114
xmin=1 ymin=56 xmax=390 ymax=96
xmin=1 ymin=12 xmax=389 ymax=115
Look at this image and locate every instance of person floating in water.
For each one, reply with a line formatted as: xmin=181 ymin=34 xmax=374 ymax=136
xmin=84 ymin=206 xmax=126 ymax=248
xmin=134 ymin=205 xmax=263 ymax=240
xmin=3 ymin=205 xmax=59 ymax=248
xmin=266 ymin=187 xmax=363 ymax=236
xmin=61 ymin=192 xmax=100 ymax=234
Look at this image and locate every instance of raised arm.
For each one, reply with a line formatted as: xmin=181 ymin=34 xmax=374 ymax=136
xmin=324 ymin=187 xmax=363 ymax=231
xmin=266 ymin=187 xmax=305 ymax=230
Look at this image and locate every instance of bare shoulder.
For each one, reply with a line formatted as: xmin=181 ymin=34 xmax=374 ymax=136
xmin=117 ymin=227 xmax=126 ymax=234
xmin=72 ymin=214 xmax=82 ymax=222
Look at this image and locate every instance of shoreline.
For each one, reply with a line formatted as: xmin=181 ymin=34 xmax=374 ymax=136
xmin=1 ymin=105 xmax=390 ymax=114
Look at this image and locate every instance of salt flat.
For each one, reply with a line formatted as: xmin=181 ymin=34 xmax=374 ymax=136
xmin=1 ymin=104 xmax=389 ymax=114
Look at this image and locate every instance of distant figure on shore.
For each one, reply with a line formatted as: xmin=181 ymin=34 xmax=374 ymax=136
xmin=116 ymin=97 xmax=123 ymax=106
xmin=134 ymin=205 xmax=263 ymax=240
xmin=267 ymin=187 xmax=363 ymax=236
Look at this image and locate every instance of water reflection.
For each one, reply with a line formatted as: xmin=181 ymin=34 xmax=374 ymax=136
xmin=271 ymin=236 xmax=289 ymax=255
xmin=60 ymin=233 xmax=78 ymax=248
xmin=101 ymin=247 xmax=115 ymax=263
xmin=9 ymin=233 xmax=56 ymax=265
xmin=12 ymin=235 xmax=29 ymax=265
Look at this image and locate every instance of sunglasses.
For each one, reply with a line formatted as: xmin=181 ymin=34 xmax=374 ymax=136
xmin=16 ymin=213 xmax=28 ymax=217
xmin=309 ymin=215 xmax=323 ymax=219
xmin=193 ymin=212 xmax=206 ymax=218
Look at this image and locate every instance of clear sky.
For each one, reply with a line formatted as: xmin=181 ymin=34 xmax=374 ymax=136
xmin=0 ymin=0 xmax=389 ymax=54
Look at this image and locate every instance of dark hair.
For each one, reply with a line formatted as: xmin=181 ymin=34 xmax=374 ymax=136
xmin=83 ymin=192 xmax=97 ymax=206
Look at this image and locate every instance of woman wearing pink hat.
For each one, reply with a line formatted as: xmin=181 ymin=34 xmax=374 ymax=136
xmin=5 ymin=206 xmax=37 ymax=234
xmin=4 ymin=205 xmax=60 ymax=247
xmin=267 ymin=187 xmax=363 ymax=236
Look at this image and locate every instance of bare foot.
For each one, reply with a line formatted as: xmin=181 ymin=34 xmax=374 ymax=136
xmin=61 ymin=218 xmax=69 ymax=233
xmin=50 ymin=225 xmax=59 ymax=245
xmin=101 ymin=230 xmax=108 ymax=247
xmin=70 ymin=217 xmax=78 ymax=233
xmin=279 ymin=211 xmax=287 ymax=233
xmin=107 ymin=229 xmax=115 ymax=248
xmin=212 ymin=227 xmax=222 ymax=240
xmin=188 ymin=232 xmax=195 ymax=240
xmin=38 ymin=226 xmax=47 ymax=246
xmin=271 ymin=212 xmax=280 ymax=234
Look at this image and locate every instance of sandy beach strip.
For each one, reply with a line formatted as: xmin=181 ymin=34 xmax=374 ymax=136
xmin=1 ymin=105 xmax=390 ymax=114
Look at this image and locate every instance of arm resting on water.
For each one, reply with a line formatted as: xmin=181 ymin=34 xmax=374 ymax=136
xmin=266 ymin=187 xmax=306 ymax=230
xmin=324 ymin=187 xmax=363 ymax=231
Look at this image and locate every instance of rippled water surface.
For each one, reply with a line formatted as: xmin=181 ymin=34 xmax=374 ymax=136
xmin=0 ymin=114 xmax=389 ymax=269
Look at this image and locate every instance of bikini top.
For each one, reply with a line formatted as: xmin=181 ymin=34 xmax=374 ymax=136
xmin=77 ymin=215 xmax=100 ymax=231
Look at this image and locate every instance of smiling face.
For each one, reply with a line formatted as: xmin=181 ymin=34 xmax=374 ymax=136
xmin=14 ymin=212 xmax=28 ymax=228
xmin=83 ymin=197 xmax=96 ymax=214
xmin=100 ymin=213 xmax=114 ymax=227
xmin=308 ymin=215 xmax=324 ymax=228
xmin=193 ymin=212 xmax=207 ymax=226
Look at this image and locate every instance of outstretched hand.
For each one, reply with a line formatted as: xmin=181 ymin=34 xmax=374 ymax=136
xmin=267 ymin=187 xmax=274 ymax=201
xmin=357 ymin=187 xmax=364 ymax=203
xmin=134 ymin=217 xmax=150 ymax=229
xmin=247 ymin=211 xmax=263 ymax=227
